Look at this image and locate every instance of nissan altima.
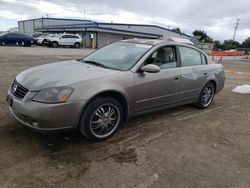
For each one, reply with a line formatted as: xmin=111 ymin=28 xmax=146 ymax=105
xmin=6 ymin=39 xmax=225 ymax=141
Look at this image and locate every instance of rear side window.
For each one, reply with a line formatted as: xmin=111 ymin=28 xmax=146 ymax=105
xmin=179 ymin=46 xmax=202 ymax=67
xmin=62 ymin=35 xmax=79 ymax=39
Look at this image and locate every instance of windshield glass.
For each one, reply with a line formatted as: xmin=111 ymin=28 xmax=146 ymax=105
xmin=83 ymin=42 xmax=152 ymax=71
xmin=52 ymin=35 xmax=61 ymax=38
xmin=0 ymin=32 xmax=7 ymax=36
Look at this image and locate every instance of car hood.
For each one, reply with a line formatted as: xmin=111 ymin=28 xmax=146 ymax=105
xmin=16 ymin=60 xmax=120 ymax=91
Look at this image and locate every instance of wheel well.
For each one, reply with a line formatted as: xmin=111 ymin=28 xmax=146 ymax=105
xmin=208 ymin=80 xmax=217 ymax=92
xmin=84 ymin=91 xmax=128 ymax=121
xmin=74 ymin=42 xmax=80 ymax=47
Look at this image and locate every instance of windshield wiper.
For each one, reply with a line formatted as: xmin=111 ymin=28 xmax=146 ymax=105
xmin=83 ymin=60 xmax=108 ymax=68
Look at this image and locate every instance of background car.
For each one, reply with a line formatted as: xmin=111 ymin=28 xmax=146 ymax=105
xmin=0 ymin=32 xmax=36 ymax=46
xmin=45 ymin=33 xmax=82 ymax=48
xmin=36 ymin=34 xmax=57 ymax=45
xmin=29 ymin=32 xmax=46 ymax=39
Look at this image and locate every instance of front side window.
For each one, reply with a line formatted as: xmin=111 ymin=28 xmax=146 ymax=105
xmin=179 ymin=46 xmax=202 ymax=67
xmin=146 ymin=46 xmax=177 ymax=69
xmin=83 ymin=42 xmax=152 ymax=71
xmin=62 ymin=35 xmax=69 ymax=38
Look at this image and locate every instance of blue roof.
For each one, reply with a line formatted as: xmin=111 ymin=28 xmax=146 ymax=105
xmin=21 ymin=17 xmax=191 ymax=37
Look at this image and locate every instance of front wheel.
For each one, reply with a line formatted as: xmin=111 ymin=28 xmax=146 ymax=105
xmin=51 ymin=41 xmax=58 ymax=48
xmin=79 ymin=98 xmax=123 ymax=142
xmin=195 ymin=82 xmax=215 ymax=109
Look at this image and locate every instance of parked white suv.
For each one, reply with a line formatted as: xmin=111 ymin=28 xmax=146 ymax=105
xmin=45 ymin=33 xmax=82 ymax=48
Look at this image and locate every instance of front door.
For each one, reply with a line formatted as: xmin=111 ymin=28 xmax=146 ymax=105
xmin=60 ymin=35 xmax=70 ymax=45
xmin=133 ymin=46 xmax=181 ymax=113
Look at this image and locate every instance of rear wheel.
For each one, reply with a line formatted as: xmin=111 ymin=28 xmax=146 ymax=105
xmin=74 ymin=42 xmax=80 ymax=48
xmin=195 ymin=82 xmax=215 ymax=109
xmin=24 ymin=41 xmax=31 ymax=47
xmin=79 ymin=97 xmax=123 ymax=141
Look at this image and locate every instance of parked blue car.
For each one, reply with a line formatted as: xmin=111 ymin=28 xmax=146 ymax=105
xmin=0 ymin=32 xmax=36 ymax=46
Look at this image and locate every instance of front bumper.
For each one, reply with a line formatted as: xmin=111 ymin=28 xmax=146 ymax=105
xmin=7 ymin=89 xmax=86 ymax=132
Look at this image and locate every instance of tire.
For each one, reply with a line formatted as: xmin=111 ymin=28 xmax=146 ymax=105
xmin=79 ymin=97 xmax=123 ymax=142
xmin=195 ymin=82 xmax=215 ymax=109
xmin=51 ymin=41 xmax=58 ymax=48
xmin=74 ymin=42 xmax=80 ymax=48
xmin=24 ymin=41 xmax=31 ymax=47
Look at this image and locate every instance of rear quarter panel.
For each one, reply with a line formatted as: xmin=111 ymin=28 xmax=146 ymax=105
xmin=201 ymin=63 xmax=225 ymax=93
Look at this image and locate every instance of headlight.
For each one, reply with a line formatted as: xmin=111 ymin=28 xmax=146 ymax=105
xmin=33 ymin=87 xmax=74 ymax=103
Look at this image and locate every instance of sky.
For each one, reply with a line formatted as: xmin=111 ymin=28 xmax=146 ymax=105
xmin=0 ymin=0 xmax=250 ymax=42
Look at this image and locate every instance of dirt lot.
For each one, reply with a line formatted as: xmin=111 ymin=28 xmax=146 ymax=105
xmin=0 ymin=46 xmax=250 ymax=188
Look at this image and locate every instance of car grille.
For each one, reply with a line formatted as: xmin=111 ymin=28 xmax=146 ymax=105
xmin=11 ymin=80 xmax=29 ymax=99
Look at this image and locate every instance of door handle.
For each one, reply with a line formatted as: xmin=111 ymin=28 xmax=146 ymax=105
xmin=203 ymin=72 xmax=208 ymax=76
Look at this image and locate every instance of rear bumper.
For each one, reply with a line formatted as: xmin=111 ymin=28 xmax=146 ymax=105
xmin=7 ymin=89 xmax=86 ymax=132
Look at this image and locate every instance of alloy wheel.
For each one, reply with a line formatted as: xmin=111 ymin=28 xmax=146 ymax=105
xmin=201 ymin=85 xmax=214 ymax=107
xmin=90 ymin=103 xmax=120 ymax=139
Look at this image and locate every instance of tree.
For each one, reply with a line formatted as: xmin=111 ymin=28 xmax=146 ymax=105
xmin=223 ymin=40 xmax=240 ymax=50
xmin=241 ymin=37 xmax=250 ymax=48
xmin=214 ymin=40 xmax=223 ymax=50
xmin=192 ymin=29 xmax=213 ymax=43
xmin=171 ymin=27 xmax=181 ymax=34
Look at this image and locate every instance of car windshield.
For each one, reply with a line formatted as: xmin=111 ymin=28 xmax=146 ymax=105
xmin=83 ymin=42 xmax=152 ymax=71
xmin=0 ymin=32 xmax=7 ymax=36
xmin=52 ymin=35 xmax=61 ymax=38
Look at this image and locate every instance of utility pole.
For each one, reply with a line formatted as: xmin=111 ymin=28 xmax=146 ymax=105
xmin=233 ymin=18 xmax=240 ymax=41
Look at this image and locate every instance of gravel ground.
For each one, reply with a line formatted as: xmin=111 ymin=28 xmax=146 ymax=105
xmin=0 ymin=46 xmax=250 ymax=188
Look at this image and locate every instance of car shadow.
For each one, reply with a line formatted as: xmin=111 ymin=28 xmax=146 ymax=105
xmin=2 ymin=104 xmax=196 ymax=158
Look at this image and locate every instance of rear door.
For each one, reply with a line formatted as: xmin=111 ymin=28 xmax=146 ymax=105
xmin=178 ymin=45 xmax=209 ymax=101
xmin=133 ymin=45 xmax=182 ymax=112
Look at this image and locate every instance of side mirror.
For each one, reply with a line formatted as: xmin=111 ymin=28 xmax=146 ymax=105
xmin=141 ymin=64 xmax=160 ymax=73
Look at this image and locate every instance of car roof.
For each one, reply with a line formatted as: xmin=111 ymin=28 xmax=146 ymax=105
xmin=121 ymin=38 xmax=207 ymax=56
xmin=58 ymin=33 xmax=78 ymax=36
xmin=122 ymin=38 xmax=194 ymax=47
